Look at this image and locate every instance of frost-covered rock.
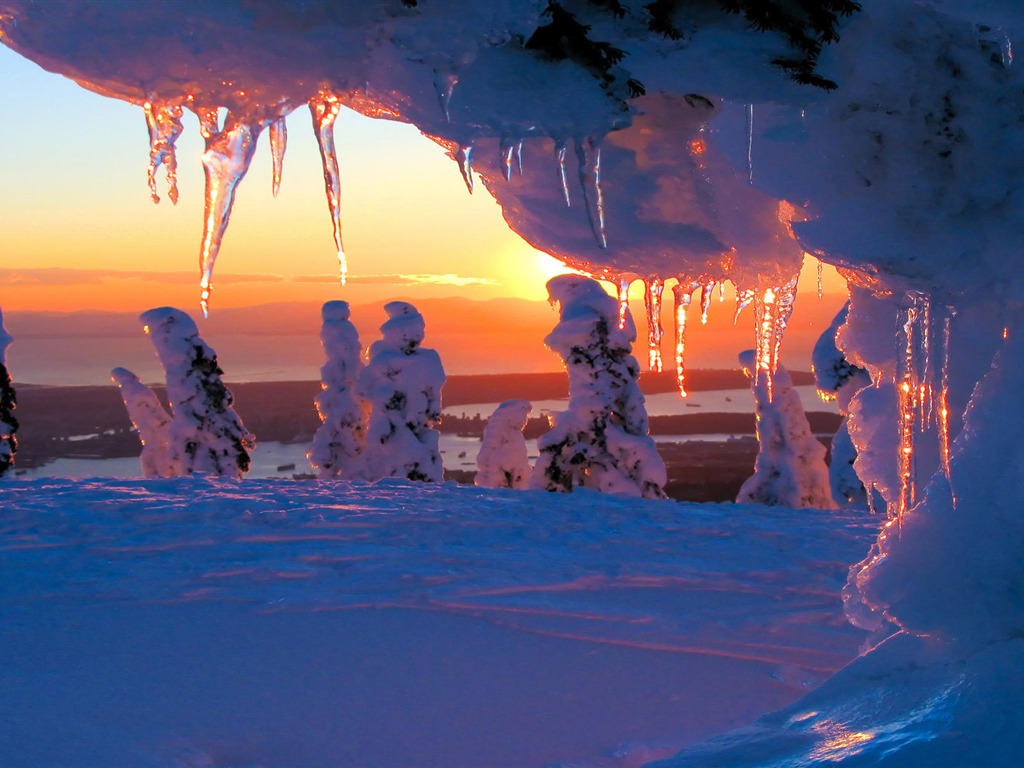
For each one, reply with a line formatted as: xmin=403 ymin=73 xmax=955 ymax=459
xmin=308 ymin=301 xmax=367 ymax=479
xmin=476 ymin=399 xmax=532 ymax=489
xmin=140 ymin=307 xmax=253 ymax=479
xmin=355 ymin=302 xmax=445 ymax=483
xmin=532 ymin=275 xmax=666 ymax=499
xmin=813 ymin=302 xmax=872 ymax=508
xmin=737 ymin=350 xmax=834 ymax=509
xmin=110 ymin=367 xmax=174 ymax=479
xmin=0 ymin=308 xmax=17 ymax=478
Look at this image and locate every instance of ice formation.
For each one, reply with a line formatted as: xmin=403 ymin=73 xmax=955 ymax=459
xmin=736 ymin=350 xmax=834 ymax=509
xmin=0 ymin=308 xmax=17 ymax=477
xmin=813 ymin=303 xmax=872 ymax=508
xmin=476 ymin=399 xmax=532 ymax=490
xmin=110 ymin=367 xmax=174 ymax=479
xmin=140 ymin=307 xmax=253 ymax=479
xmin=356 ymin=301 xmax=445 ymax=483
xmin=532 ymin=275 xmax=666 ymax=500
xmin=7 ymin=0 xmax=1024 ymax=762
xmin=308 ymin=301 xmax=367 ymax=479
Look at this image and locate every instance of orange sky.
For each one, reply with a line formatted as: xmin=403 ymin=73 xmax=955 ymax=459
xmin=0 ymin=44 xmax=849 ymax=381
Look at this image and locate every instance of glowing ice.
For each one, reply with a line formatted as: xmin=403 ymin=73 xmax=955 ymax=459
xmin=452 ymin=143 xmax=475 ymax=193
xmin=269 ymin=117 xmax=287 ymax=197
xmin=643 ymin=278 xmax=665 ymax=372
xmin=700 ymin=280 xmax=716 ymax=325
xmin=310 ymin=93 xmax=346 ymax=284
xmin=672 ymin=281 xmax=698 ymax=397
xmin=616 ymin=277 xmax=631 ymax=331
xmin=574 ymin=135 xmax=606 ymax=248
xmin=144 ymin=101 xmax=184 ymax=205
xmin=198 ymin=114 xmax=263 ymax=317
xmin=555 ymin=139 xmax=570 ymax=207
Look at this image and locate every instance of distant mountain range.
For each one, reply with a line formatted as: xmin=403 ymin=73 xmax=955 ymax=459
xmin=3 ymin=293 xmax=845 ymax=386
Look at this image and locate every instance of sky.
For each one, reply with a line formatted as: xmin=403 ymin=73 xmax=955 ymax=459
xmin=0 ymin=42 xmax=848 ymax=381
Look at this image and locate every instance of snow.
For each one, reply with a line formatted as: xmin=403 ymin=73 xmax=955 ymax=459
xmin=140 ymin=307 xmax=254 ymax=479
xmin=110 ymin=366 xmax=174 ymax=479
xmin=532 ymin=276 xmax=666 ymax=499
xmin=735 ymin=351 xmax=833 ymax=510
xmin=308 ymin=300 xmax=366 ymax=479
xmin=355 ymin=301 xmax=446 ymax=482
xmin=0 ymin=478 xmax=876 ymax=768
xmin=4 ymin=0 xmax=1024 ymax=764
xmin=476 ymin=399 xmax=532 ymax=489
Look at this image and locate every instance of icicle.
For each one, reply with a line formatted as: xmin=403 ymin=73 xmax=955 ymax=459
xmin=644 ymin=278 xmax=665 ymax=372
xmin=198 ymin=113 xmax=263 ymax=316
xmin=751 ymin=277 xmax=797 ymax=402
xmin=433 ymin=70 xmax=458 ymax=121
xmin=673 ymin=281 xmax=698 ymax=397
xmin=310 ymin=93 xmax=346 ymax=284
xmin=196 ymin=107 xmax=220 ymax=139
xmin=452 ymin=143 xmax=475 ymax=194
xmin=745 ymin=104 xmax=754 ymax=183
xmin=269 ymin=117 xmax=287 ymax=197
xmin=699 ymin=281 xmax=716 ymax=325
xmin=575 ymin=136 xmax=607 ymax=248
xmin=143 ymin=101 xmax=184 ymax=205
xmin=895 ymin=290 xmax=935 ymax=528
xmin=515 ymin=140 xmax=524 ymax=176
xmin=817 ymin=260 xmax=823 ymax=299
xmin=937 ymin=306 xmax=955 ymax=495
xmin=500 ymin=137 xmax=515 ymax=182
xmin=617 ymin=277 xmax=631 ymax=331
xmin=734 ymin=288 xmax=755 ymax=324
xmin=719 ymin=282 xmax=725 ymax=302
xmin=555 ymin=140 xmax=571 ymax=207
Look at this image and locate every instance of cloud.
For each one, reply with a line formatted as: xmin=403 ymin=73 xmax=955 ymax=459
xmin=0 ymin=268 xmax=497 ymax=289
xmin=294 ymin=273 xmax=500 ymax=287
xmin=0 ymin=268 xmax=286 ymax=286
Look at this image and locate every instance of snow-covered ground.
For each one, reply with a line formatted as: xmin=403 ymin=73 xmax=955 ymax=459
xmin=0 ymin=478 xmax=877 ymax=768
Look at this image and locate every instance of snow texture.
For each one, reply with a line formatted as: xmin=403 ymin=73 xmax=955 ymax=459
xmin=0 ymin=307 xmax=16 ymax=477
xmin=532 ymin=275 xmax=666 ymax=499
xmin=110 ymin=367 xmax=174 ymax=478
xmin=140 ymin=307 xmax=253 ymax=479
xmin=355 ymin=301 xmax=445 ymax=483
xmin=476 ymin=399 xmax=532 ymax=489
xmin=813 ymin=303 xmax=872 ymax=508
xmin=736 ymin=350 xmax=834 ymax=510
xmin=308 ymin=300 xmax=367 ymax=479
xmin=0 ymin=478 xmax=878 ymax=768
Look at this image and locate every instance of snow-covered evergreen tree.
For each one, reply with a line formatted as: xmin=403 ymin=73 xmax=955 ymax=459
xmin=355 ymin=301 xmax=445 ymax=483
xmin=737 ymin=349 xmax=834 ymax=508
xmin=813 ymin=302 xmax=873 ymax=508
xmin=0 ymin=308 xmax=17 ymax=478
xmin=140 ymin=307 xmax=253 ymax=479
xmin=476 ymin=399 xmax=532 ymax=489
xmin=111 ymin=367 xmax=175 ymax=478
xmin=308 ymin=301 xmax=367 ymax=478
xmin=531 ymin=275 xmax=666 ymax=500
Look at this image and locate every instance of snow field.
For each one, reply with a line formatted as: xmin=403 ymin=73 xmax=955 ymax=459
xmin=0 ymin=478 xmax=876 ymax=767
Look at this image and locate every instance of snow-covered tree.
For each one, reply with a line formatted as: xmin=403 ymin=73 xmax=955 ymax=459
xmin=140 ymin=307 xmax=253 ymax=479
xmin=308 ymin=300 xmax=367 ymax=479
xmin=531 ymin=275 xmax=666 ymax=499
xmin=355 ymin=301 xmax=445 ymax=483
xmin=476 ymin=399 xmax=532 ymax=489
xmin=737 ymin=349 xmax=834 ymax=508
xmin=813 ymin=302 xmax=873 ymax=508
xmin=0 ymin=308 xmax=17 ymax=478
xmin=111 ymin=367 xmax=175 ymax=478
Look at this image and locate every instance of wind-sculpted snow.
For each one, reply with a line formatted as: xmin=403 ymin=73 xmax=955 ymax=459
xmin=0 ymin=478 xmax=875 ymax=767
